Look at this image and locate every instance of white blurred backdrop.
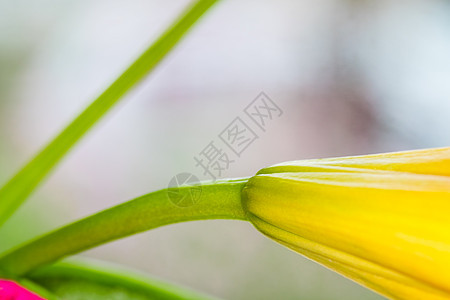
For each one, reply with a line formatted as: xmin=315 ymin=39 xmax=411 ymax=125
xmin=1 ymin=0 xmax=449 ymax=299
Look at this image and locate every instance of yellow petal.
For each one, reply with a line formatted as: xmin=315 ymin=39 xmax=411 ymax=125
xmin=260 ymin=147 xmax=450 ymax=176
xmin=243 ymin=147 xmax=450 ymax=300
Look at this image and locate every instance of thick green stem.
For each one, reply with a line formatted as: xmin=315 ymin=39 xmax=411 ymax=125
xmin=0 ymin=0 xmax=220 ymax=227
xmin=0 ymin=178 xmax=249 ymax=277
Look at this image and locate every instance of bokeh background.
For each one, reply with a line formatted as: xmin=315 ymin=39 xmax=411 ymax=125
xmin=1 ymin=0 xmax=450 ymax=299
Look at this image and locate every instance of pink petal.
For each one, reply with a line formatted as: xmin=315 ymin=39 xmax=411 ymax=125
xmin=0 ymin=280 xmax=46 ymax=300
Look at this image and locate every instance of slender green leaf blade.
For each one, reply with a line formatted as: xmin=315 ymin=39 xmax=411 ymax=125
xmin=0 ymin=0 xmax=220 ymax=227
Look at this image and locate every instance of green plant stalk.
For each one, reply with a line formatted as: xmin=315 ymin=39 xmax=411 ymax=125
xmin=0 ymin=178 xmax=249 ymax=277
xmin=28 ymin=257 xmax=219 ymax=300
xmin=0 ymin=0 xmax=220 ymax=227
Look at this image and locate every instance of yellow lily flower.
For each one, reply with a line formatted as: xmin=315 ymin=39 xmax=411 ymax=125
xmin=242 ymin=147 xmax=450 ymax=300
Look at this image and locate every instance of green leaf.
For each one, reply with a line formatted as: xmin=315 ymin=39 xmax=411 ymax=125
xmin=0 ymin=178 xmax=248 ymax=277
xmin=0 ymin=0 xmax=220 ymax=227
xmin=28 ymin=257 xmax=219 ymax=300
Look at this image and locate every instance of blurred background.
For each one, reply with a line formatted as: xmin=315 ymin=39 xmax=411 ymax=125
xmin=1 ymin=0 xmax=450 ymax=299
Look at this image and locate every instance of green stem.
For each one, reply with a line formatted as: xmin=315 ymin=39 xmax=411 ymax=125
xmin=0 ymin=178 xmax=249 ymax=277
xmin=0 ymin=0 xmax=220 ymax=227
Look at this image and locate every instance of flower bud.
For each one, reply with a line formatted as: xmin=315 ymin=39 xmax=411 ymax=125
xmin=243 ymin=148 xmax=450 ymax=300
